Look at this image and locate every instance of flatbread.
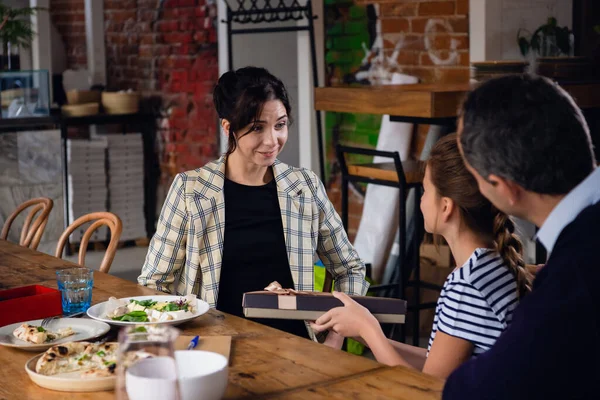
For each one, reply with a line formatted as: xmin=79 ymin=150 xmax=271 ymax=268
xmin=35 ymin=342 xmax=119 ymax=378
xmin=13 ymin=324 xmax=75 ymax=344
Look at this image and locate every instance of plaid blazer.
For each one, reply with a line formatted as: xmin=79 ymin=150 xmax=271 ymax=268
xmin=139 ymin=156 xmax=369 ymax=308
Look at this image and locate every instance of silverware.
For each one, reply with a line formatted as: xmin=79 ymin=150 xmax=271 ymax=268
xmin=41 ymin=312 xmax=85 ymax=328
xmin=41 ymin=316 xmax=58 ymax=328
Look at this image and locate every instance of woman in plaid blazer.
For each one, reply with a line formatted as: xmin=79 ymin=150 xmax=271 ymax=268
xmin=138 ymin=67 xmax=368 ymax=340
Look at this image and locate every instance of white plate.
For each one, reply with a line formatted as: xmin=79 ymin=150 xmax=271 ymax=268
xmin=0 ymin=318 xmax=111 ymax=351
xmin=25 ymin=353 xmax=116 ymax=392
xmin=87 ymin=295 xmax=210 ymax=326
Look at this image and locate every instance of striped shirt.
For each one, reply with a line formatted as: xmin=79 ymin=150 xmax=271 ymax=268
xmin=427 ymin=248 xmax=519 ymax=357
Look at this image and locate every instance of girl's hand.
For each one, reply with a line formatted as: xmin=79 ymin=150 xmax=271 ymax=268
xmin=322 ymin=330 xmax=345 ymax=349
xmin=310 ymin=291 xmax=379 ymax=338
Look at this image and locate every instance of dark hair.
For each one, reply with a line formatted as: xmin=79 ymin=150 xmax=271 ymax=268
xmin=213 ymin=66 xmax=293 ymax=155
xmin=459 ymin=74 xmax=596 ymax=195
xmin=428 ymin=134 xmax=532 ymax=297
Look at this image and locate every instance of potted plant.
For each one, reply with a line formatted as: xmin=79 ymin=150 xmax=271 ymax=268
xmin=517 ymin=17 xmax=572 ymax=58
xmin=0 ymin=4 xmax=44 ymax=70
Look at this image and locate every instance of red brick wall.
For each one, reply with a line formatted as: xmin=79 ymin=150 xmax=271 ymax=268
xmin=49 ymin=0 xmax=219 ymax=182
xmin=50 ymin=0 xmax=87 ymax=69
xmin=103 ymin=0 xmax=219 ymax=178
xmin=361 ymin=0 xmax=470 ymax=83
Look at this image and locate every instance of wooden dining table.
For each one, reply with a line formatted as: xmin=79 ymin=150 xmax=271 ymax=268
xmin=0 ymin=240 xmax=444 ymax=399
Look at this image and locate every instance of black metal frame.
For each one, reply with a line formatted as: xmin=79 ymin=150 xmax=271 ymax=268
xmin=222 ymin=0 xmax=326 ymax=182
xmin=336 ymin=144 xmax=442 ymax=345
xmin=0 ymin=113 xmax=157 ymax=255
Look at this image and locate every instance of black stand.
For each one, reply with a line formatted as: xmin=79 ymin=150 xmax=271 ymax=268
xmin=336 ymin=145 xmax=442 ymax=346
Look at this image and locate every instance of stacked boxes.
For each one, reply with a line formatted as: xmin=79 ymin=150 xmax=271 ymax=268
xmin=67 ymin=138 xmax=109 ymax=243
xmin=66 ymin=134 xmax=147 ymax=244
xmin=106 ymin=134 xmax=146 ymax=241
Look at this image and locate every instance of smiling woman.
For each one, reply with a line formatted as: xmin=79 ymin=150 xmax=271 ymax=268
xmin=138 ymin=67 xmax=369 ymax=343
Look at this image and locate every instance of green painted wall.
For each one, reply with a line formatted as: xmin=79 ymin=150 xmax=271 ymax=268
xmin=324 ymin=0 xmax=381 ymax=186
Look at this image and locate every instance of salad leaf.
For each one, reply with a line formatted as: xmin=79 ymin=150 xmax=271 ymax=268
xmin=161 ymin=299 xmax=190 ymax=312
xmin=121 ymin=314 xmax=148 ymax=322
xmin=112 ymin=310 xmax=148 ymax=322
xmin=130 ymin=299 xmax=157 ymax=308
xmin=161 ymin=303 xmax=180 ymax=312
xmin=37 ymin=326 xmax=46 ymax=332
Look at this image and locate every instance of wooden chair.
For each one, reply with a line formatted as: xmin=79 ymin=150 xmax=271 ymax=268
xmin=55 ymin=212 xmax=123 ymax=273
xmin=323 ymin=271 xmax=334 ymax=293
xmin=1 ymin=197 xmax=54 ymax=250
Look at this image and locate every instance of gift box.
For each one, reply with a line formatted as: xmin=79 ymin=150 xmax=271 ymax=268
xmin=242 ymin=290 xmax=406 ymax=324
xmin=0 ymin=285 xmax=63 ymax=326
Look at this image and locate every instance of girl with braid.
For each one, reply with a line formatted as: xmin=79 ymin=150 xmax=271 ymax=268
xmin=311 ymin=133 xmax=533 ymax=379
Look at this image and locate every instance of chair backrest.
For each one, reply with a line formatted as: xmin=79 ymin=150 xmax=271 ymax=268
xmin=55 ymin=212 xmax=123 ymax=273
xmin=1 ymin=197 xmax=54 ymax=250
xmin=323 ymin=271 xmax=333 ymax=293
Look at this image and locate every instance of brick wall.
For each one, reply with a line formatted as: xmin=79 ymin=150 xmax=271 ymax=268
xmin=371 ymin=0 xmax=469 ymax=83
xmin=103 ymin=0 xmax=219 ymax=181
xmin=50 ymin=0 xmax=87 ymax=69
xmin=49 ymin=0 xmax=219 ymax=186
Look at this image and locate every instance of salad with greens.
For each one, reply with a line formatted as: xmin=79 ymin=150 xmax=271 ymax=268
xmin=104 ymin=295 xmax=197 ymax=322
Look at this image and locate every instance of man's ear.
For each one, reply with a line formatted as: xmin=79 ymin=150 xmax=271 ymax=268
xmin=487 ymin=174 xmax=522 ymax=206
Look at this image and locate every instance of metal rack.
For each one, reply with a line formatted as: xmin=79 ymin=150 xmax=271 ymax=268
xmin=222 ymin=0 xmax=326 ymax=182
xmin=0 ymin=113 xmax=158 ymax=255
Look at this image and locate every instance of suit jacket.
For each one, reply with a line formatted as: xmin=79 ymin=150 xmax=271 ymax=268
xmin=139 ymin=156 xmax=369 ymax=308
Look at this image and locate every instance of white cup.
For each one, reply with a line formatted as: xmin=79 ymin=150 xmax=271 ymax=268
xmin=125 ymin=356 xmax=179 ymax=400
xmin=175 ymin=350 xmax=229 ymax=400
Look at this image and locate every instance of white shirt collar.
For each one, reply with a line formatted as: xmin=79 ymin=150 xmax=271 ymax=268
xmin=536 ymin=167 xmax=600 ymax=256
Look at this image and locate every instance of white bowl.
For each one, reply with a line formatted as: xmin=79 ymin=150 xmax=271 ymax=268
xmin=175 ymin=350 xmax=228 ymax=400
xmin=126 ymin=357 xmax=178 ymax=400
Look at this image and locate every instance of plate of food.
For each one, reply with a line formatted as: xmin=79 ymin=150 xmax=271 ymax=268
xmin=86 ymin=295 xmax=210 ymax=326
xmin=25 ymin=341 xmax=124 ymax=392
xmin=0 ymin=318 xmax=111 ymax=351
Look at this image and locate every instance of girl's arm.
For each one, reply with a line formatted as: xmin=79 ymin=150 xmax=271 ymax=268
xmin=353 ymin=336 xmax=427 ymax=370
xmin=311 ymin=292 xmax=413 ymax=368
xmin=312 ymin=292 xmax=474 ymax=379
xmin=360 ymin=331 xmax=473 ymax=378
xmin=422 ymin=331 xmax=473 ymax=379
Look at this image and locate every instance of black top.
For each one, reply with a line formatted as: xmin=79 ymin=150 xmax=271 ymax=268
xmin=216 ymin=177 xmax=309 ymax=339
xmin=444 ymin=201 xmax=600 ymax=400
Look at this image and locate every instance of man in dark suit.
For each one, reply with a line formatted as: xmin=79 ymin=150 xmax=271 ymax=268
xmin=446 ymin=74 xmax=600 ymax=400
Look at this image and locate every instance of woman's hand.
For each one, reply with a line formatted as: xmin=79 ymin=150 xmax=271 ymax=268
xmin=310 ymin=291 xmax=379 ymax=338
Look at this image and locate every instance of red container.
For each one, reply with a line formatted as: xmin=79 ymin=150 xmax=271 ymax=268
xmin=0 ymin=285 xmax=63 ymax=327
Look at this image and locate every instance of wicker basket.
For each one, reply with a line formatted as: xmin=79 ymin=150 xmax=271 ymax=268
xmin=101 ymin=91 xmax=140 ymax=114
xmin=62 ymin=102 xmax=99 ymax=117
xmin=1 ymin=88 xmax=25 ymax=105
xmin=66 ymin=90 xmax=101 ymax=105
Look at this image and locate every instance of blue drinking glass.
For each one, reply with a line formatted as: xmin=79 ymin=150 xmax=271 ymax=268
xmin=56 ymin=267 xmax=94 ymax=315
